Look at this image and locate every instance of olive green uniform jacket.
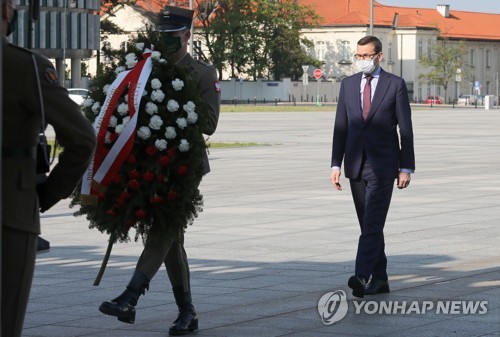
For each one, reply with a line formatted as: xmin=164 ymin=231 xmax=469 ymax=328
xmin=2 ymin=37 xmax=96 ymax=235
xmin=177 ymin=53 xmax=220 ymax=174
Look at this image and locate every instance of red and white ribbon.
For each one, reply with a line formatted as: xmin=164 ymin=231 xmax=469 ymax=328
xmin=81 ymin=51 xmax=153 ymax=199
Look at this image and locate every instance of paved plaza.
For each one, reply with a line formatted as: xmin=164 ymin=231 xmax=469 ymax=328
xmin=26 ymin=107 xmax=500 ymax=336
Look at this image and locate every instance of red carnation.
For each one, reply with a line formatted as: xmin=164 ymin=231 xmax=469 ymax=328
xmin=113 ymin=174 xmax=124 ymax=184
xmin=151 ymin=195 xmax=163 ymax=203
xmin=106 ymin=209 xmax=116 ymax=216
xmin=134 ymin=209 xmax=146 ymax=219
xmin=127 ymin=179 xmax=140 ymax=189
xmin=127 ymin=154 xmax=137 ymax=164
xmin=167 ymin=191 xmax=178 ymax=201
xmin=128 ymin=169 xmax=141 ymax=179
xmin=145 ymin=145 xmax=157 ymax=156
xmin=118 ymin=191 xmax=131 ymax=201
xmin=167 ymin=148 xmax=176 ymax=158
xmin=158 ymin=155 xmax=170 ymax=166
xmin=176 ymin=165 xmax=188 ymax=176
xmin=126 ymin=219 xmax=135 ymax=228
xmin=156 ymin=174 xmax=166 ymax=182
xmin=143 ymin=171 xmax=154 ymax=181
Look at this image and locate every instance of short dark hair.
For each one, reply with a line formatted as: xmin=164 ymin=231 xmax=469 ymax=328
xmin=357 ymin=36 xmax=382 ymax=54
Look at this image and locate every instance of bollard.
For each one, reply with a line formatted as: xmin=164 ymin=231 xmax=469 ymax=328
xmin=254 ymin=97 xmax=257 ymax=105
xmin=275 ymin=98 xmax=278 ymax=106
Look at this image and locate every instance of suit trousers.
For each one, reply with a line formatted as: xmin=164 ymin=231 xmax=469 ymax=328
xmin=349 ymin=159 xmax=394 ymax=281
xmin=2 ymin=227 xmax=37 ymax=337
xmin=136 ymin=234 xmax=191 ymax=292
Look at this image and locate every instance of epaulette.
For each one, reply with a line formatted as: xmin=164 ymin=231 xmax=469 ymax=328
xmin=195 ymin=59 xmax=212 ymax=67
xmin=8 ymin=43 xmax=35 ymax=56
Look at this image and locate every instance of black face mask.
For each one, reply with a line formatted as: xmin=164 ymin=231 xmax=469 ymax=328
xmin=163 ymin=35 xmax=183 ymax=53
xmin=7 ymin=8 xmax=18 ymax=36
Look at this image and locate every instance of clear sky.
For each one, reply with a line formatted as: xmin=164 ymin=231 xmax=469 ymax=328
xmin=377 ymin=0 xmax=500 ymax=14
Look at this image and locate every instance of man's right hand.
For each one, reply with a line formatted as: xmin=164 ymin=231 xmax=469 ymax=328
xmin=330 ymin=169 xmax=342 ymax=191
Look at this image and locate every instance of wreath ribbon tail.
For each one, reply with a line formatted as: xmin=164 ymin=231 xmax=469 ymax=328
xmin=93 ymin=234 xmax=116 ymax=286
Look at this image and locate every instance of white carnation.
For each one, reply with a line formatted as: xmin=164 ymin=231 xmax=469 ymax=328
xmin=183 ymin=101 xmax=196 ymax=114
xmin=172 ymin=78 xmax=184 ymax=91
xmin=91 ymin=102 xmax=101 ymax=114
xmin=164 ymin=126 xmax=177 ymax=140
xmin=167 ymin=99 xmax=180 ymax=112
xmin=122 ymin=116 xmax=131 ymax=126
xmin=109 ymin=115 xmax=118 ymax=128
xmin=151 ymin=89 xmax=165 ymax=103
xmin=136 ymin=42 xmax=145 ymax=50
xmin=115 ymin=66 xmax=125 ymax=74
xmin=178 ymin=139 xmax=190 ymax=152
xmin=151 ymin=51 xmax=161 ymax=60
xmin=155 ymin=139 xmax=168 ymax=151
xmin=103 ymin=84 xmax=111 ymax=94
xmin=151 ymin=78 xmax=162 ymax=90
xmin=149 ymin=115 xmax=163 ymax=130
xmin=142 ymin=90 xmax=148 ymax=97
xmin=145 ymin=102 xmax=158 ymax=115
xmin=137 ymin=126 xmax=151 ymax=140
xmin=176 ymin=117 xmax=188 ymax=130
xmin=125 ymin=53 xmax=138 ymax=68
xmin=115 ymin=124 xmax=124 ymax=134
xmin=83 ymin=98 xmax=94 ymax=107
xmin=187 ymin=111 xmax=198 ymax=124
xmin=105 ymin=132 xmax=112 ymax=144
xmin=159 ymin=58 xmax=167 ymax=64
xmin=117 ymin=102 xmax=129 ymax=116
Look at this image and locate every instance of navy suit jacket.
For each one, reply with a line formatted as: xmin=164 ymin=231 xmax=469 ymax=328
xmin=331 ymin=69 xmax=415 ymax=180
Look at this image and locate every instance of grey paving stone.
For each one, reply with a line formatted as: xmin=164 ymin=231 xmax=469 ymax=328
xmin=23 ymin=107 xmax=500 ymax=336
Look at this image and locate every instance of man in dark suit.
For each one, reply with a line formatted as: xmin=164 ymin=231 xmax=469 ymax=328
xmin=330 ymin=36 xmax=415 ymax=298
xmin=2 ymin=0 xmax=96 ymax=335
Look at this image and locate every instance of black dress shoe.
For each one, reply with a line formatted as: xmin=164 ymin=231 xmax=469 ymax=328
xmin=365 ymin=279 xmax=390 ymax=295
xmin=348 ymin=275 xmax=367 ymax=298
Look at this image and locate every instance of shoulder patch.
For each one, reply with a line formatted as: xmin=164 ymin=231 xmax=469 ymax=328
xmin=44 ymin=68 xmax=59 ymax=84
xmin=214 ymin=81 xmax=221 ymax=93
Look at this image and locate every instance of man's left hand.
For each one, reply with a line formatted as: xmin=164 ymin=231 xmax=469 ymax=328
xmin=397 ymin=172 xmax=411 ymax=189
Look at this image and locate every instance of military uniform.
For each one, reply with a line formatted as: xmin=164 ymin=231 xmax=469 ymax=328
xmin=2 ymin=36 xmax=96 ymax=337
xmin=98 ymin=6 xmax=221 ymax=336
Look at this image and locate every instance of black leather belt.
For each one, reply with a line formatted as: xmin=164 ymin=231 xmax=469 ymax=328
xmin=2 ymin=146 xmax=37 ymax=159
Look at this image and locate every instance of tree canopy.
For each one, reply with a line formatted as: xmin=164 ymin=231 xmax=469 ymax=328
xmin=194 ymin=0 xmax=322 ymax=80
xmin=418 ymin=40 xmax=467 ymax=101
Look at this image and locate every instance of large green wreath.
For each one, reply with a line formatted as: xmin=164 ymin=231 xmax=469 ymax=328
xmin=70 ymin=27 xmax=208 ymax=244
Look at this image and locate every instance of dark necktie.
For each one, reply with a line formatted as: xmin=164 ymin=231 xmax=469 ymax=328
xmin=362 ymin=75 xmax=373 ymax=121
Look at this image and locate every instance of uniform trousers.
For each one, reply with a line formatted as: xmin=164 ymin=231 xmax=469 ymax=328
xmin=2 ymin=227 xmax=37 ymax=337
xmin=136 ymin=234 xmax=191 ymax=292
xmin=349 ymin=158 xmax=394 ymax=281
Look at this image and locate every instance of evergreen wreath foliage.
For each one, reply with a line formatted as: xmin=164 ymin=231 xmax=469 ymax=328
xmin=70 ymin=26 xmax=208 ymax=244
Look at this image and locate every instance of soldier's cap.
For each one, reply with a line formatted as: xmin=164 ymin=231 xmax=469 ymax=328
xmin=157 ymin=5 xmax=194 ymax=32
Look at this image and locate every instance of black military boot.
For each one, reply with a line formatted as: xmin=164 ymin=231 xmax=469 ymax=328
xmin=99 ymin=270 xmax=149 ymax=324
xmin=168 ymin=287 xmax=198 ymax=335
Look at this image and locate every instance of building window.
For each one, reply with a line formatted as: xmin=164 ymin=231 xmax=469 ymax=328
xmin=486 ymin=81 xmax=490 ymax=94
xmin=417 ymin=39 xmax=423 ymax=59
xmin=486 ymin=50 xmax=491 ymax=67
xmin=469 ymin=49 xmax=475 ymax=67
xmin=193 ymin=40 xmax=202 ymax=60
xmin=338 ymin=40 xmax=352 ymax=65
xmin=316 ymin=41 xmax=325 ymax=61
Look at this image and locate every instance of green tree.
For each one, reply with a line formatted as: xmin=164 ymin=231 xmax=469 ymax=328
xmin=194 ymin=0 xmax=321 ymax=80
xmin=418 ymin=40 xmax=467 ymax=101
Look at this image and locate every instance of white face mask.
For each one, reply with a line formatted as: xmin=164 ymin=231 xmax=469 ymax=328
xmin=355 ymin=59 xmax=378 ymax=74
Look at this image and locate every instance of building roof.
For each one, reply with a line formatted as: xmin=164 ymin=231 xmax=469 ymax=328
xmin=300 ymin=0 xmax=500 ymax=41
